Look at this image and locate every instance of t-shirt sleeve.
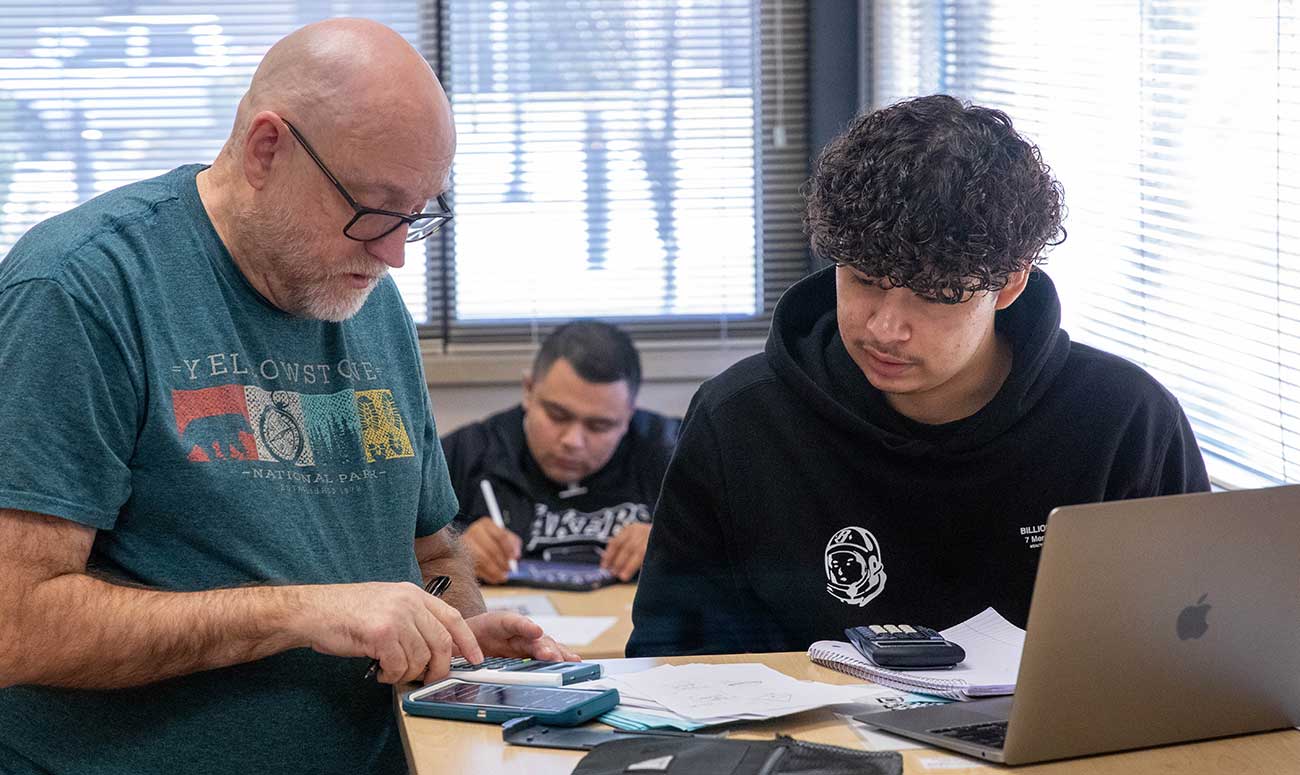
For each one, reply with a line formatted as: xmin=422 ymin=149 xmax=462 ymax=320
xmin=0 ymin=279 xmax=138 ymax=528
xmin=415 ymin=385 xmax=459 ymax=538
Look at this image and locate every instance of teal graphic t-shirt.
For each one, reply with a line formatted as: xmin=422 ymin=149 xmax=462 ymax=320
xmin=0 ymin=165 xmax=457 ymax=775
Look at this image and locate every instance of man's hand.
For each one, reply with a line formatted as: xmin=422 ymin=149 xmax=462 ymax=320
xmin=0 ymin=509 xmax=495 ymax=691
xmin=465 ymin=611 xmax=581 ymax=665
xmin=601 ymin=521 xmax=651 ymax=581
xmin=294 ymin=581 xmax=485 ymax=685
xmin=461 ymin=516 xmax=522 ymax=584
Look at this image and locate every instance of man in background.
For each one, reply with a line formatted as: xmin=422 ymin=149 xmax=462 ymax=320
xmin=443 ymin=320 xmax=680 ymax=583
xmin=0 ymin=19 xmax=571 ymax=775
xmin=628 ymin=95 xmax=1210 ymax=658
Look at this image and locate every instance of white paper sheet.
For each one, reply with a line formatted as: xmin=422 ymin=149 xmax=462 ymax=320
xmin=589 ymin=663 xmax=948 ymax=731
xmin=936 ymin=607 xmax=1026 ymax=693
xmin=484 ymin=594 xmax=558 ymax=617
xmin=612 ymin=662 xmax=871 ymax=722
xmin=528 ymin=614 xmax=617 ymax=647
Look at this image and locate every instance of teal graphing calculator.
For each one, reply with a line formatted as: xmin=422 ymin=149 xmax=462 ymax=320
xmin=450 ymin=656 xmax=602 ymax=686
xmin=402 ymin=679 xmax=619 ymax=726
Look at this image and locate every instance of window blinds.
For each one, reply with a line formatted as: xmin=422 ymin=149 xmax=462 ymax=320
xmin=1 ymin=1 xmax=808 ymax=347
xmin=0 ymin=4 xmax=431 ymax=314
xmin=870 ymin=0 xmax=1299 ymax=486
xmin=425 ymin=0 xmax=810 ymax=346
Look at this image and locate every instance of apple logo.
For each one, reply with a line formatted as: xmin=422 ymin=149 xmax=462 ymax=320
xmin=1177 ymin=594 xmax=1211 ymax=640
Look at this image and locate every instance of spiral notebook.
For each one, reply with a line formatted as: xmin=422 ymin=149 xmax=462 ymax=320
xmin=808 ymin=608 xmax=1025 ymax=701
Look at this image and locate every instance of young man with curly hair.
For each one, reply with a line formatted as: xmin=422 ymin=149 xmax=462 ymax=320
xmin=627 ymin=95 xmax=1210 ymax=657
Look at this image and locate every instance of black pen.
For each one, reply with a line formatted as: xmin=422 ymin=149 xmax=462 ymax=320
xmin=364 ymin=574 xmax=452 ymax=681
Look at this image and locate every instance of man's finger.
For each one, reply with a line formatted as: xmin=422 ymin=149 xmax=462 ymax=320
xmin=410 ymin=607 xmax=457 ymax=682
xmin=375 ymin=639 xmax=408 ymax=685
xmin=474 ymin=613 xmax=547 ymax=657
xmin=599 ymin=533 xmax=622 ymax=568
xmin=479 ymin=552 xmax=509 ymax=584
xmin=491 ymin=526 xmax=519 ymax=559
xmin=521 ymin=636 xmax=560 ymax=661
xmin=400 ymin=629 xmax=434 ymax=685
xmin=499 ymin=613 xmax=544 ymax=641
xmin=614 ymin=551 xmax=640 ymax=581
xmin=423 ymin=627 xmax=454 ymax=682
xmin=428 ymin=598 xmax=484 ymax=665
xmin=467 ymin=531 xmax=511 ymax=582
xmin=602 ymin=536 xmax=630 ymax=571
xmin=410 ymin=606 xmax=451 ymax=677
xmin=513 ymin=634 xmax=579 ymax=662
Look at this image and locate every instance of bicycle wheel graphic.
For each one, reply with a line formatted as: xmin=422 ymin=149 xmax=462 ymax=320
xmin=259 ymin=392 xmax=305 ymax=464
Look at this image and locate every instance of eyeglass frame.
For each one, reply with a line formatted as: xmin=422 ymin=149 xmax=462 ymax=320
xmin=281 ymin=118 xmax=453 ymax=243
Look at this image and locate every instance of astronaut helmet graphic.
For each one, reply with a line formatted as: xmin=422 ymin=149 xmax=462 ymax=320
xmin=824 ymin=526 xmax=886 ymax=607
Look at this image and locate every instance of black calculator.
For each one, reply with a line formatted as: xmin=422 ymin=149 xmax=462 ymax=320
xmin=845 ymin=624 xmax=966 ymax=669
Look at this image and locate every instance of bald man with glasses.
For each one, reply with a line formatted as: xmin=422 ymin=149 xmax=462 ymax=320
xmin=0 ymin=19 xmax=574 ymax=775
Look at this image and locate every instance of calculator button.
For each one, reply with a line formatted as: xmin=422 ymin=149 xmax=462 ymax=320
xmin=451 ymin=656 xmax=524 ymax=671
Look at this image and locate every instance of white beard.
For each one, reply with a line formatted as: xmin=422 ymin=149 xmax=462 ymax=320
xmin=239 ymin=203 xmax=385 ymax=322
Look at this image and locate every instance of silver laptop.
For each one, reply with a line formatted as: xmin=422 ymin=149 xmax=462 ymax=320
xmin=858 ymin=485 xmax=1300 ymax=765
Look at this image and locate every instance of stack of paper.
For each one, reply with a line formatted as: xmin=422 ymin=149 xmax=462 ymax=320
xmin=586 ymin=662 xmax=896 ymax=731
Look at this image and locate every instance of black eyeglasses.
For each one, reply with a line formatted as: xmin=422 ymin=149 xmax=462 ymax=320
xmin=282 ymin=119 xmax=453 ymax=243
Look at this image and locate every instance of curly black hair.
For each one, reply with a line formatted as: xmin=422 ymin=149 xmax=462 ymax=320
xmin=804 ymin=94 xmax=1066 ymax=303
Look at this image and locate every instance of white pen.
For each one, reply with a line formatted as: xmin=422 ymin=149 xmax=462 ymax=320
xmin=479 ymin=478 xmax=518 ymax=573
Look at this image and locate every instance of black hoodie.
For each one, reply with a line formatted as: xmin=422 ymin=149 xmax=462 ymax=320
xmin=627 ymin=267 xmax=1209 ymax=657
xmin=442 ymin=405 xmax=680 ymax=559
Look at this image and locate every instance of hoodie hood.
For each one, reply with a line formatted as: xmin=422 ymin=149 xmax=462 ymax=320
xmin=765 ymin=266 xmax=1072 ymax=457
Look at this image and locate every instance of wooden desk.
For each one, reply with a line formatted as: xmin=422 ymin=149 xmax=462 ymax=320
xmin=480 ymin=582 xmax=637 ymax=660
xmin=400 ymin=651 xmax=1300 ymax=775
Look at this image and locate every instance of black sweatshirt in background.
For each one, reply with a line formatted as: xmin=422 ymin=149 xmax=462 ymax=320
xmin=441 ymin=405 xmax=679 ymax=558
xmin=627 ymin=267 xmax=1210 ymax=657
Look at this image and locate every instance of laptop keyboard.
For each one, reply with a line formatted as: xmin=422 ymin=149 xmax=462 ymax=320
xmin=930 ymin=721 xmax=1008 ymax=749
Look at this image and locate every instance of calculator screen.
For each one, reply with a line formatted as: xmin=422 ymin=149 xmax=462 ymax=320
xmin=411 ymin=680 xmax=596 ymax=711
